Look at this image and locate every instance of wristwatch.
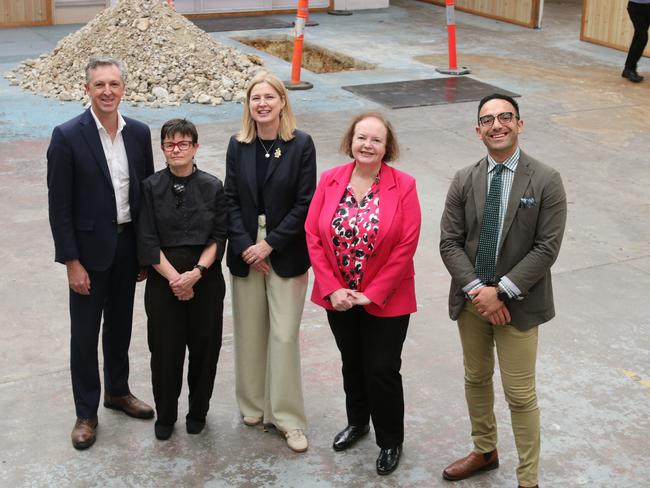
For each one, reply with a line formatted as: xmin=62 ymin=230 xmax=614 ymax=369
xmin=193 ymin=264 xmax=207 ymax=276
xmin=496 ymin=286 xmax=510 ymax=303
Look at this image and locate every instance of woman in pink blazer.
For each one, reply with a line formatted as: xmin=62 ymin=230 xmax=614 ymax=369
xmin=305 ymin=112 xmax=421 ymax=475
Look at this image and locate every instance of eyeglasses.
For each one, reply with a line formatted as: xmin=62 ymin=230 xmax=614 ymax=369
xmin=162 ymin=140 xmax=194 ymax=152
xmin=171 ymin=182 xmax=185 ymax=208
xmin=478 ymin=112 xmax=519 ymax=127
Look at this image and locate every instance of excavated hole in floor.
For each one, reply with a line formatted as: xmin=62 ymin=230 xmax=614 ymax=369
xmin=236 ymin=36 xmax=374 ymax=73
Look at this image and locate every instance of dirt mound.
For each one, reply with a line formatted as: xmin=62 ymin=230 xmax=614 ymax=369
xmin=5 ymin=0 xmax=264 ymax=107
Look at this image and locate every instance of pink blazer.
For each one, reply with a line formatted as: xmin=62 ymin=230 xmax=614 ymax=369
xmin=305 ymin=162 xmax=421 ymax=317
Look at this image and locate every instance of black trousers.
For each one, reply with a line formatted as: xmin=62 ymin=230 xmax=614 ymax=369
xmin=327 ymin=307 xmax=410 ymax=448
xmin=625 ymin=2 xmax=650 ymax=70
xmin=70 ymin=227 xmax=138 ymax=419
xmin=145 ymin=246 xmax=225 ymax=425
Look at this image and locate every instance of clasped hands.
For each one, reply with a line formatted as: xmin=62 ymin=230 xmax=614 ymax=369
xmin=242 ymin=241 xmax=273 ymax=275
xmin=329 ymin=288 xmax=371 ymax=312
xmin=169 ymin=269 xmax=201 ymax=301
xmin=469 ymin=286 xmax=511 ymax=326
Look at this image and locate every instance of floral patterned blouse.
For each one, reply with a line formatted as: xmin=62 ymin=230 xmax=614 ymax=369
xmin=330 ymin=175 xmax=380 ymax=290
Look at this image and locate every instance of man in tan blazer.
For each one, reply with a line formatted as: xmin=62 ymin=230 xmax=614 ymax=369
xmin=439 ymin=94 xmax=567 ymax=488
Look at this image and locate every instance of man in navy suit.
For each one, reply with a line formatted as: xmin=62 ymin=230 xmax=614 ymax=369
xmin=47 ymin=56 xmax=155 ymax=449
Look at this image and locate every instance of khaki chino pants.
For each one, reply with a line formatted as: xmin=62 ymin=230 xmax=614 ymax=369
xmin=231 ymin=217 xmax=307 ymax=432
xmin=458 ymin=301 xmax=540 ymax=487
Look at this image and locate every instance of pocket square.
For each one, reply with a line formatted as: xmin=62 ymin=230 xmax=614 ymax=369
xmin=519 ymin=197 xmax=536 ymax=208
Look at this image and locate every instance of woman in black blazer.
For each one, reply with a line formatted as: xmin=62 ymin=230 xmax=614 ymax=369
xmin=224 ymin=70 xmax=316 ymax=453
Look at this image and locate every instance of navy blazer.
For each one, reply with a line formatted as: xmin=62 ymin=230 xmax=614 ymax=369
xmin=47 ymin=109 xmax=154 ymax=272
xmin=224 ymin=129 xmax=317 ymax=278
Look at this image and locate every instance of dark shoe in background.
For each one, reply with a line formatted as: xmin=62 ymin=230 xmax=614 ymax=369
xmin=442 ymin=449 xmax=499 ymax=481
xmin=332 ymin=424 xmax=370 ymax=451
xmin=71 ymin=417 xmax=98 ymax=450
xmin=622 ymin=68 xmax=644 ymax=82
xmin=104 ymin=392 xmax=154 ymax=419
xmin=376 ymin=444 xmax=402 ymax=475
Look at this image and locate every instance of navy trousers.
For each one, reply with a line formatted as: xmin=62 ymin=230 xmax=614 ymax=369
xmin=69 ymin=227 xmax=138 ymax=418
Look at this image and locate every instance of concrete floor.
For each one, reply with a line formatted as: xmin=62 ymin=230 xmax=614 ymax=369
xmin=1 ymin=0 xmax=649 ymax=486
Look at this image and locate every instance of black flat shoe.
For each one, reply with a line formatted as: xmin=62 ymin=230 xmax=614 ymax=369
xmin=186 ymin=416 xmax=206 ymax=435
xmin=155 ymin=422 xmax=174 ymax=440
xmin=622 ymin=68 xmax=644 ymax=83
xmin=376 ymin=444 xmax=402 ymax=475
xmin=332 ymin=424 xmax=370 ymax=451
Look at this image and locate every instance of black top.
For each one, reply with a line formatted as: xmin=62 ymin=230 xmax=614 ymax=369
xmin=256 ymin=138 xmax=277 ymax=214
xmin=137 ymin=166 xmax=227 ymax=267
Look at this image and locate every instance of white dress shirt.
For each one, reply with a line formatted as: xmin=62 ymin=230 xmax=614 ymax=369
xmin=90 ymin=107 xmax=131 ymax=224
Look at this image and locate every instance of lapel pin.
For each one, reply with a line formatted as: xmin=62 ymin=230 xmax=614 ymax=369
xmin=274 ymin=148 xmax=281 ymax=159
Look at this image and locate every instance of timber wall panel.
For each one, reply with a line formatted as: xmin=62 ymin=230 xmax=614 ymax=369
xmin=1 ymin=0 xmax=51 ymax=27
xmin=419 ymin=0 xmax=538 ymax=28
xmin=581 ymin=0 xmax=650 ymax=57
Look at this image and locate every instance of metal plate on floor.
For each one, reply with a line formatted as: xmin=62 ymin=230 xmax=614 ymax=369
xmin=341 ymin=77 xmax=520 ymax=109
xmin=191 ymin=16 xmax=292 ymax=33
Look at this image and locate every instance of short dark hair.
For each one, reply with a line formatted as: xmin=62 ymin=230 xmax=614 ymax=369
xmin=339 ymin=111 xmax=400 ymax=163
xmin=477 ymin=93 xmax=520 ymax=121
xmin=160 ymin=119 xmax=198 ymax=144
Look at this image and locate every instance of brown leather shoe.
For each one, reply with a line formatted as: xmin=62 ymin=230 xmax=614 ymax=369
xmin=104 ymin=392 xmax=154 ymax=419
xmin=442 ymin=449 xmax=499 ymax=481
xmin=71 ymin=417 xmax=98 ymax=450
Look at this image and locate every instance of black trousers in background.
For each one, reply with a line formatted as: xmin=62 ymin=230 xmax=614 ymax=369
xmin=625 ymin=2 xmax=650 ymax=70
xmin=70 ymin=227 xmax=138 ymax=419
xmin=327 ymin=307 xmax=410 ymax=448
xmin=145 ymin=246 xmax=225 ymax=425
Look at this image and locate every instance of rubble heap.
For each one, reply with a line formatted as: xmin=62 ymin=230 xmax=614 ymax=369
xmin=5 ymin=0 xmax=264 ymax=107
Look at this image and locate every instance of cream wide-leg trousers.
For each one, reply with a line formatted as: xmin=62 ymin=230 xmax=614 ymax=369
xmin=231 ymin=216 xmax=308 ymax=432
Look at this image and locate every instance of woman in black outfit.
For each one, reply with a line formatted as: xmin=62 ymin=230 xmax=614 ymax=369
xmin=138 ymin=118 xmax=226 ymax=440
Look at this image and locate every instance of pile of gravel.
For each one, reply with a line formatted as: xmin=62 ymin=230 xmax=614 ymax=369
xmin=5 ymin=0 xmax=264 ymax=107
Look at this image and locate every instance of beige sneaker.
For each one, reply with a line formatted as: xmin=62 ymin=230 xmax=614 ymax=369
xmin=243 ymin=416 xmax=262 ymax=426
xmin=285 ymin=429 xmax=308 ymax=453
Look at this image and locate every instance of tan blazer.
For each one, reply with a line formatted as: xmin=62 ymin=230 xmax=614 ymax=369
xmin=440 ymin=151 xmax=567 ymax=330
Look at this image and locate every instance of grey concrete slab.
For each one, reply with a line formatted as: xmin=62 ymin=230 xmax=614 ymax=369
xmin=1 ymin=0 xmax=650 ymax=486
xmin=341 ymin=77 xmax=520 ymax=109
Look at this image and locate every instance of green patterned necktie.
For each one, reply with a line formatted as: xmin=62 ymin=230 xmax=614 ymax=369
xmin=475 ymin=163 xmax=504 ymax=284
